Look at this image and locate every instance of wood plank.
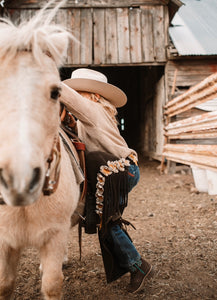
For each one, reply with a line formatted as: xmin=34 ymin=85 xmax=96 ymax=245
xmin=164 ymin=5 xmax=169 ymax=54
xmin=166 ymin=111 xmax=217 ymax=132
xmin=163 ymin=150 xmax=217 ymax=171
xmin=141 ymin=6 xmax=154 ymax=62
xmin=163 ymin=144 xmax=217 ymax=170
xmin=164 ymin=144 xmax=217 ymax=156
xmin=155 ymin=77 xmax=166 ymax=155
xmin=55 ymin=8 xmax=68 ymax=64
xmin=166 ymin=61 xmax=217 ymax=90
xmin=67 ymin=8 xmax=81 ymax=65
xmin=167 ymin=60 xmax=217 ymax=72
xmin=55 ymin=8 xmax=66 ymax=26
xmin=144 ymin=98 xmax=156 ymax=152
xmin=64 ymin=0 xmax=169 ymax=7
xmin=8 ymin=8 xmax=21 ymax=25
xmin=93 ymin=9 xmax=106 ymax=64
xmin=65 ymin=9 xmax=72 ymax=65
xmin=175 ymin=138 xmax=217 ymax=145
xmin=164 ymin=65 xmax=217 ymax=171
xmin=117 ymin=8 xmax=130 ymax=63
xmin=129 ymin=7 xmax=142 ymax=63
xmin=165 ymin=72 xmax=217 ymax=116
xmin=80 ymin=9 xmax=92 ymax=64
xmin=171 ymin=111 xmax=217 ymax=128
xmin=152 ymin=5 xmax=166 ymax=62
xmin=163 ymin=143 xmax=217 ymax=171
xmin=6 ymin=0 xmax=39 ymax=8
xmin=166 ymin=132 xmax=217 ymax=140
xmin=6 ymin=0 xmax=169 ymax=9
xmin=168 ymin=77 xmax=210 ymax=88
xmin=166 ymin=94 xmax=217 ymax=117
xmin=165 ymin=111 xmax=217 ymax=140
xmin=105 ymin=9 xmax=118 ymax=64
xmin=19 ymin=8 xmax=33 ymax=23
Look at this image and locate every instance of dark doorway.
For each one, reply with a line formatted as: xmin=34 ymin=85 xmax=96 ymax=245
xmin=60 ymin=66 xmax=164 ymax=153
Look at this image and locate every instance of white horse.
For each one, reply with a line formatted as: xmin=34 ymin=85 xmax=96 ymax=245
xmin=0 ymin=2 xmax=82 ymax=299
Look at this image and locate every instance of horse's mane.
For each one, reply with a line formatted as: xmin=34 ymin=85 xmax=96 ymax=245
xmin=0 ymin=0 xmax=72 ymax=66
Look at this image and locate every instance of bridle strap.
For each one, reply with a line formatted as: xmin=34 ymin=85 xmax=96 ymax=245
xmin=0 ymin=108 xmax=83 ymax=202
xmin=0 ymin=136 xmax=61 ymax=204
xmin=43 ymin=135 xmax=61 ymax=196
xmin=0 ymin=193 xmax=5 ymax=205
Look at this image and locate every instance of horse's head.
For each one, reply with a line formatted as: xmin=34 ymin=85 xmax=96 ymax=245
xmin=0 ymin=4 xmax=70 ymax=206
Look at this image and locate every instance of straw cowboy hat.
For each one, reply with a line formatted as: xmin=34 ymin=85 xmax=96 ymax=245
xmin=63 ymin=68 xmax=127 ymax=108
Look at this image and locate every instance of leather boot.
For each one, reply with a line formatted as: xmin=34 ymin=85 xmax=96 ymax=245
xmin=128 ymin=258 xmax=154 ymax=293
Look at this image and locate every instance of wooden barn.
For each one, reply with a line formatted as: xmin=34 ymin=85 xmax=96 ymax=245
xmin=0 ymin=0 xmax=182 ymax=159
xmin=166 ymin=0 xmax=217 ymax=112
xmin=163 ymin=0 xmax=217 ymax=176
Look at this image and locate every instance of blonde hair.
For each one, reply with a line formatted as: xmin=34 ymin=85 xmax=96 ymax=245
xmin=99 ymin=96 xmax=118 ymax=123
xmin=78 ymin=91 xmax=118 ymax=124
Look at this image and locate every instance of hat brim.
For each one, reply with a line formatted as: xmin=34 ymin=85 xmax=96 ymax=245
xmin=62 ymin=78 xmax=127 ymax=108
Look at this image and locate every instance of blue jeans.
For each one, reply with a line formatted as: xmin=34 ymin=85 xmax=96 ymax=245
xmin=109 ymin=164 xmax=141 ymax=272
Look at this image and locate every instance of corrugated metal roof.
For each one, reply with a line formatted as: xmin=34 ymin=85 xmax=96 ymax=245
xmin=169 ymin=0 xmax=217 ymax=56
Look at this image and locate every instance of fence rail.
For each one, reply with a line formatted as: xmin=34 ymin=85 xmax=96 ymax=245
xmin=162 ymin=72 xmax=217 ymax=172
xmin=164 ymin=73 xmax=217 ymax=117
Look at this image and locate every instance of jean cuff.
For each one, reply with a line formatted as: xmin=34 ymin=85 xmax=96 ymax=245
xmin=129 ymin=258 xmax=142 ymax=272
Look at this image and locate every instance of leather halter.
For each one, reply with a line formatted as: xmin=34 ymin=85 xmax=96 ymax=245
xmin=43 ymin=135 xmax=61 ymax=196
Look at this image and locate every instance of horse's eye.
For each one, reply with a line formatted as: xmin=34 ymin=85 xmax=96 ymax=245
xmin=50 ymin=87 xmax=61 ymax=100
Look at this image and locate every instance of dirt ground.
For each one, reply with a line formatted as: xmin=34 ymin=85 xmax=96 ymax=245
xmin=14 ymin=157 xmax=217 ymax=299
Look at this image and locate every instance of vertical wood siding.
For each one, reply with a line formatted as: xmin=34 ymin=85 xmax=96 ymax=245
xmin=9 ymin=5 xmax=168 ymax=66
xmin=68 ymin=9 xmax=81 ymax=65
xmin=80 ymin=9 xmax=92 ymax=64
xmin=129 ymin=8 xmax=142 ymax=63
xmin=93 ymin=9 xmax=106 ymax=64
xmin=117 ymin=8 xmax=130 ymax=63
xmin=141 ymin=7 xmax=154 ymax=62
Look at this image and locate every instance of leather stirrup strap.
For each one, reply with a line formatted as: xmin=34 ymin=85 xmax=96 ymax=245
xmin=60 ymin=122 xmax=87 ymax=260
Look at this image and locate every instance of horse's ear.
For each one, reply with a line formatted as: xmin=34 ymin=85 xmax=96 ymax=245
xmin=48 ymin=32 xmax=70 ymax=66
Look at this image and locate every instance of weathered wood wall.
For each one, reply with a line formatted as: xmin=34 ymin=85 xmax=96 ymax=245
xmin=138 ymin=67 xmax=165 ymax=159
xmin=142 ymin=76 xmax=166 ymax=159
xmin=163 ymin=72 xmax=217 ymax=171
xmin=6 ymin=0 xmax=169 ymax=66
xmin=166 ymin=59 xmax=217 ymax=101
xmin=4 ymin=0 xmax=171 ymax=9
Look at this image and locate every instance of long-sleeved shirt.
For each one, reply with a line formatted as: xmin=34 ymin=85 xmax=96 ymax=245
xmin=60 ymin=82 xmax=137 ymax=160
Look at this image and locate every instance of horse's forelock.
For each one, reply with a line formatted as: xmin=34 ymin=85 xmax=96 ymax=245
xmin=0 ymin=0 xmax=72 ymax=67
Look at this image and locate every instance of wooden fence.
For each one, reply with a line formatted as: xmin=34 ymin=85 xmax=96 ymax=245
xmin=162 ymin=72 xmax=217 ymax=172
